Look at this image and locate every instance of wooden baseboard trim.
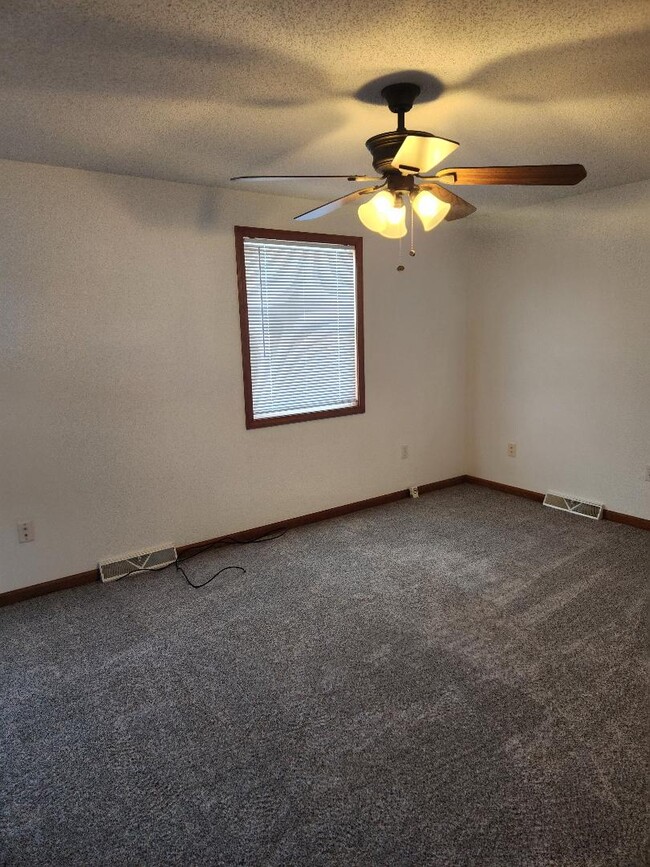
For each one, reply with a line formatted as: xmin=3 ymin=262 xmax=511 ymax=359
xmin=419 ymin=476 xmax=467 ymax=495
xmin=0 ymin=475 xmax=466 ymax=608
xmin=465 ymin=475 xmax=649 ymax=530
xmin=0 ymin=568 xmax=98 ymax=608
xmin=464 ymin=475 xmax=544 ymax=503
xmin=601 ymin=508 xmax=650 ymax=531
xmin=177 ymin=476 xmax=467 ymax=556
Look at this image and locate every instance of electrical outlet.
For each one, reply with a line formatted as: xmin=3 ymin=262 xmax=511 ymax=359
xmin=507 ymin=442 xmax=517 ymax=458
xmin=409 ymin=486 xmax=420 ymax=498
xmin=17 ymin=521 xmax=35 ymax=543
xmin=401 ymin=445 xmax=409 ymax=460
xmin=645 ymin=466 xmax=650 ymax=482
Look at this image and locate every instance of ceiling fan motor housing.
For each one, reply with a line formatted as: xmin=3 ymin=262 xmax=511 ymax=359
xmin=365 ymin=130 xmax=434 ymax=174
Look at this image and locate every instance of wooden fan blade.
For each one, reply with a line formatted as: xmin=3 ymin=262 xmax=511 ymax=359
xmin=231 ymin=174 xmax=381 ymax=182
xmin=432 ymin=165 xmax=587 ymax=185
xmin=418 ymin=183 xmax=477 ymax=221
xmin=392 ymin=134 xmax=459 ymax=175
xmin=294 ymin=187 xmax=379 ymax=221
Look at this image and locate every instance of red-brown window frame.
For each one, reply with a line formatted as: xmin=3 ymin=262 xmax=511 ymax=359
xmin=235 ymin=225 xmax=365 ymax=430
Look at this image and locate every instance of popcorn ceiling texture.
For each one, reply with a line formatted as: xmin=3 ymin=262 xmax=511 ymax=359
xmin=1 ymin=485 xmax=648 ymax=865
xmin=0 ymin=0 xmax=648 ymax=206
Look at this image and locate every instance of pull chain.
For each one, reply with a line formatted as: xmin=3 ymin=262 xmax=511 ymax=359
xmin=409 ymin=204 xmax=416 ymax=258
xmin=397 ymin=235 xmax=404 ymax=272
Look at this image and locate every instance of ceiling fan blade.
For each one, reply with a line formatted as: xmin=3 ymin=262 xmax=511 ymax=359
xmin=231 ymin=174 xmax=381 ymax=182
xmin=294 ymin=186 xmax=380 ymax=221
xmin=418 ymin=183 xmax=477 ymax=221
xmin=391 ymin=134 xmax=459 ymax=175
xmin=432 ymin=165 xmax=587 ymax=185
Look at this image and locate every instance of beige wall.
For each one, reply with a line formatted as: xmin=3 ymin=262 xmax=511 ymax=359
xmin=0 ymin=159 xmax=468 ymax=592
xmin=467 ymin=181 xmax=650 ymax=519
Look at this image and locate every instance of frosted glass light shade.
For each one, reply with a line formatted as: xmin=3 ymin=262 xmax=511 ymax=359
xmin=411 ymin=190 xmax=450 ymax=231
xmin=379 ymin=205 xmax=406 ymax=238
xmin=358 ymin=191 xmax=406 ymax=237
xmin=372 ymin=190 xmax=395 ymax=215
xmin=358 ymin=199 xmax=385 ymax=232
xmin=358 ymin=191 xmax=395 ymax=231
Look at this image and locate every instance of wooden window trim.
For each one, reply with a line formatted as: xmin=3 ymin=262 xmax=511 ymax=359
xmin=234 ymin=225 xmax=365 ymax=430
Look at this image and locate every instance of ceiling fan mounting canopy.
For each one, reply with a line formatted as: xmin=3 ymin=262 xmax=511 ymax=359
xmin=381 ymin=82 xmax=421 ymax=119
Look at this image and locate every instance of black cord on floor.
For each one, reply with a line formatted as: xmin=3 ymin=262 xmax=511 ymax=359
xmin=176 ymin=563 xmax=246 ymax=590
xmin=113 ymin=528 xmax=288 ymax=590
xmin=177 ymin=529 xmax=287 ymax=565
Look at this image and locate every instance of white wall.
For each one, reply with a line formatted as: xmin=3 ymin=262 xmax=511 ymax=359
xmin=467 ymin=181 xmax=650 ymax=519
xmin=0 ymin=159 xmax=468 ymax=592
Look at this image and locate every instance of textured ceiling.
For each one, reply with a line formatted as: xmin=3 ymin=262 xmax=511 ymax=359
xmin=1 ymin=0 xmax=648 ymax=212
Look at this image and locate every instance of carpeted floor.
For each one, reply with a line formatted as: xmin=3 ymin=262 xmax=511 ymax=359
xmin=1 ymin=484 xmax=648 ymax=866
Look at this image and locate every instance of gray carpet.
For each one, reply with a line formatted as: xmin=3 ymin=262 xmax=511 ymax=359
xmin=1 ymin=484 xmax=648 ymax=866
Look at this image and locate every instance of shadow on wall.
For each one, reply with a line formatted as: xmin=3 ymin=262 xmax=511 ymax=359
xmin=83 ymin=174 xmax=278 ymax=231
xmin=76 ymin=170 xmax=217 ymax=228
xmin=468 ymin=179 xmax=650 ymax=241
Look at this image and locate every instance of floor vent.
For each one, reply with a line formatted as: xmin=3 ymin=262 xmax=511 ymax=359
xmin=99 ymin=545 xmax=177 ymax=583
xmin=543 ymin=492 xmax=603 ymax=521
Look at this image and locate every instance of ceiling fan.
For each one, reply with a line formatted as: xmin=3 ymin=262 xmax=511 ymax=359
xmin=231 ymin=82 xmax=586 ymax=239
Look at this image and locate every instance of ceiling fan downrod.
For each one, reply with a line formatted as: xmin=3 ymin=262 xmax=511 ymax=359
xmin=380 ymin=82 xmax=421 ymax=132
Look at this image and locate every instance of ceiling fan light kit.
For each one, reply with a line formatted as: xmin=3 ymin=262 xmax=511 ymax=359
xmin=231 ymin=80 xmax=586 ymax=250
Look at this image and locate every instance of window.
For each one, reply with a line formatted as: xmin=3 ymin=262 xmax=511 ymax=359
xmin=235 ymin=226 xmax=365 ymax=429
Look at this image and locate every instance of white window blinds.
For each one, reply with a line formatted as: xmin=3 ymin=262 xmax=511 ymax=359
xmin=242 ymin=235 xmax=360 ymax=421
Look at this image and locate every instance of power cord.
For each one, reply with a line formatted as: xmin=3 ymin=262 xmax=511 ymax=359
xmin=175 ymin=528 xmax=287 ymax=589
xmin=112 ymin=528 xmax=287 ymax=590
xmin=176 ymin=563 xmax=246 ymax=590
